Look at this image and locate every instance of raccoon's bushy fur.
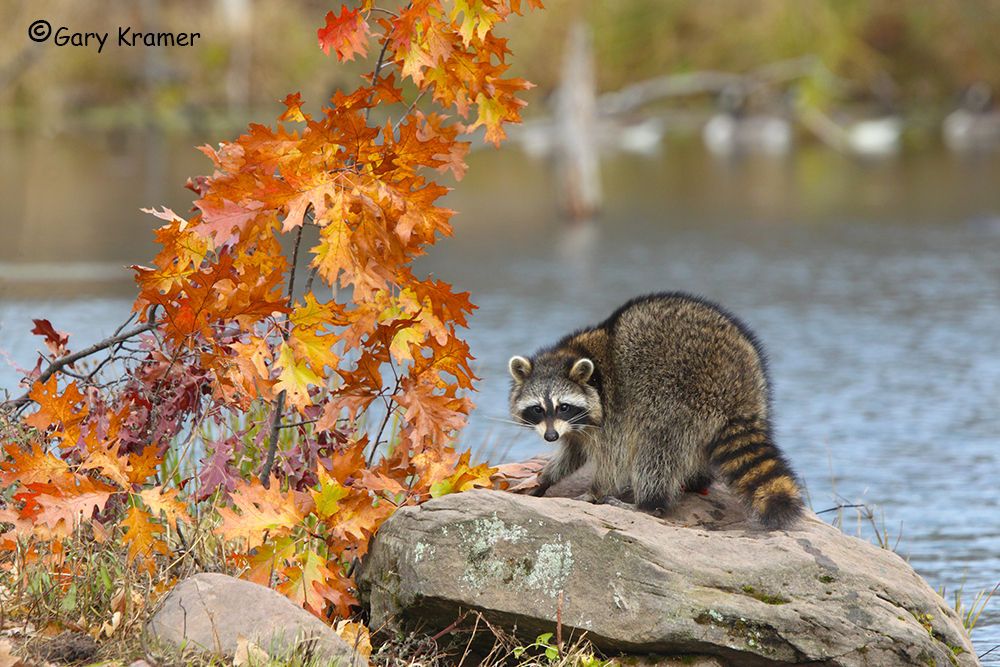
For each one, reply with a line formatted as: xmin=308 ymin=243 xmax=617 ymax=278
xmin=508 ymin=292 xmax=804 ymax=530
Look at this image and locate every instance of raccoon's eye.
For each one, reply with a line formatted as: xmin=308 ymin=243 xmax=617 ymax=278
xmin=557 ymin=403 xmax=571 ymax=414
xmin=521 ymin=404 xmax=545 ymax=425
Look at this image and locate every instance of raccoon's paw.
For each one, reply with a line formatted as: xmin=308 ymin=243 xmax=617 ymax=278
xmin=602 ymin=496 xmax=637 ymax=511
xmin=528 ymin=481 xmax=551 ymax=497
xmin=576 ymin=493 xmax=636 ymax=511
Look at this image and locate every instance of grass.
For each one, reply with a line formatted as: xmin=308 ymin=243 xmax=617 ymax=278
xmin=0 ymin=526 xmax=626 ymax=667
xmin=739 ymin=584 xmax=790 ymax=606
xmin=938 ymin=582 xmax=1000 ymax=636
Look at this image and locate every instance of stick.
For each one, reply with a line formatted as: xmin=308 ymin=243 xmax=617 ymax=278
xmin=556 ymin=590 xmax=563 ymax=651
xmin=2 ymin=320 xmax=158 ymax=410
xmin=259 ymin=223 xmax=305 ymax=484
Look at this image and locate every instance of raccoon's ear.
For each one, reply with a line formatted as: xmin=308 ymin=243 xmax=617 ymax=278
xmin=508 ymin=356 xmax=533 ymax=382
xmin=570 ymin=358 xmax=595 ymax=383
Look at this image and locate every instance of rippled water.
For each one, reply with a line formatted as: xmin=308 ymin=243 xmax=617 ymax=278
xmin=1 ymin=133 xmax=998 ymax=659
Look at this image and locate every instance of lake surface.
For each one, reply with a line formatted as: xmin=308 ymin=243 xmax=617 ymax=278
xmin=1 ymin=131 xmax=998 ymax=659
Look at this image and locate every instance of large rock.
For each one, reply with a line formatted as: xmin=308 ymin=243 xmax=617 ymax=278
xmin=358 ymin=485 xmax=979 ymax=666
xmin=147 ymin=573 xmax=363 ymax=666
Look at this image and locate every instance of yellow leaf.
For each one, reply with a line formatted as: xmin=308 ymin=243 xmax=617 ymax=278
xmin=274 ymin=342 xmax=323 ymax=411
xmin=334 ymin=620 xmax=372 ymax=661
xmin=288 ymin=326 xmax=339 ymax=373
xmin=79 ymin=437 xmax=132 ymax=489
xmin=139 ymin=486 xmax=192 ymax=530
xmin=309 ymin=217 xmax=355 ymax=289
xmin=470 ymin=93 xmax=507 ymax=145
xmin=277 ymin=550 xmax=338 ymax=617
xmin=312 ymin=468 xmax=350 ymax=520
xmin=121 ymin=506 xmax=169 ymax=567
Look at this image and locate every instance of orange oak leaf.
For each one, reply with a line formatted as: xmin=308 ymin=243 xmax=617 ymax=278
xmin=79 ymin=436 xmax=132 ymax=490
xmin=217 ymin=478 xmax=304 ymax=545
xmin=411 ymin=446 xmax=459 ymax=493
xmin=126 ymin=447 xmax=162 ymax=485
xmin=318 ymin=6 xmax=371 ymax=61
xmin=24 ymin=477 xmax=117 ymax=539
xmin=322 ymin=438 xmax=369 ymax=484
xmin=279 ymin=92 xmax=310 ymax=123
xmin=139 ymin=486 xmax=192 ymax=530
xmin=121 ymin=505 xmax=169 ymax=567
xmin=357 ymin=469 xmax=408 ymax=498
xmin=25 ymin=377 xmax=88 ymax=447
xmin=394 ymin=378 xmax=471 ymax=447
xmin=324 ymin=490 xmax=394 ymax=555
xmin=0 ymin=442 xmax=71 ymax=487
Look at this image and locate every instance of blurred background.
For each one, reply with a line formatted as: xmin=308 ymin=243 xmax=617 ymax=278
xmin=1 ymin=0 xmax=998 ymax=658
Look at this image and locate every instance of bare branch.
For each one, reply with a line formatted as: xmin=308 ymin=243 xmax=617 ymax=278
xmin=260 ymin=222 xmax=306 ymax=485
xmin=2 ymin=320 xmax=158 ymax=411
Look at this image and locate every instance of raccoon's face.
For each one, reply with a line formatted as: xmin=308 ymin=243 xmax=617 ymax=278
xmin=508 ymin=353 xmax=603 ymax=443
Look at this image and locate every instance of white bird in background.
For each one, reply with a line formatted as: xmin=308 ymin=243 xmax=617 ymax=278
xmin=943 ymin=82 xmax=1000 ymax=154
xmin=702 ymin=84 xmax=793 ymax=157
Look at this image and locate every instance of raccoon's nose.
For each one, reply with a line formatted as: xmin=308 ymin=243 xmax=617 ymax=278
xmin=544 ymin=429 xmax=560 ymax=442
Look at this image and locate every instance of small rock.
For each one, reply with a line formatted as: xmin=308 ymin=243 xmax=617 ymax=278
xmin=127 ymin=660 xmax=152 ymax=667
xmin=358 ymin=485 xmax=979 ymax=666
xmin=147 ymin=572 xmax=363 ymax=666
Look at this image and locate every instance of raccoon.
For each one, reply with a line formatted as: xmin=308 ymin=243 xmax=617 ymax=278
xmin=508 ymin=292 xmax=804 ymax=530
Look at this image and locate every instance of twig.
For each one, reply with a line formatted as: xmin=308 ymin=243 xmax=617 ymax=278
xmin=2 ymin=320 xmax=158 ymax=411
xmin=394 ymin=89 xmax=428 ymax=132
xmin=365 ymin=28 xmax=395 ymax=124
xmin=367 ymin=378 xmax=401 ymax=466
xmin=278 ymin=417 xmax=321 ymax=429
xmin=362 ymin=1 xmax=416 ymax=125
xmin=455 ymin=611 xmax=482 ymax=667
xmin=260 ymin=223 xmax=305 ymax=485
xmin=369 ymin=7 xmax=399 ymax=18
xmin=556 ymin=590 xmax=564 ymax=651
xmin=430 ymin=610 xmax=469 ymax=641
xmin=815 ymin=503 xmax=869 ymax=515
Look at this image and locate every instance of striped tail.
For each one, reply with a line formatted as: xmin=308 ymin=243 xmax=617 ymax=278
xmin=708 ymin=416 xmax=804 ymax=529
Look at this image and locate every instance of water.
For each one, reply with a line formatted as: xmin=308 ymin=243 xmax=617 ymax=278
xmin=1 ymin=132 xmax=998 ymax=659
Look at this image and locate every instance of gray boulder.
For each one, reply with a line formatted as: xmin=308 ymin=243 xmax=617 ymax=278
xmin=147 ymin=572 xmax=364 ymax=666
xmin=359 ymin=485 xmax=978 ymax=666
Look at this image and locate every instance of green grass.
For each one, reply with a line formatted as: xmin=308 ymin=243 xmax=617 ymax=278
xmin=938 ymin=582 xmax=999 ymax=635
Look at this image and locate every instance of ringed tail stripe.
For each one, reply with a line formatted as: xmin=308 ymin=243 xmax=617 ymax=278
xmin=711 ymin=434 xmax=771 ymax=462
xmin=751 ymin=476 xmax=801 ymax=513
xmin=717 ymin=446 xmax=775 ymax=475
xmin=730 ymin=458 xmax=780 ymax=491
xmin=713 ymin=418 xmax=761 ymax=443
xmin=709 ymin=423 xmax=768 ymax=453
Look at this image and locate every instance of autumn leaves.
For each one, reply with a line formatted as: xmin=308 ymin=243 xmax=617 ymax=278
xmin=1 ymin=0 xmax=539 ymax=627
